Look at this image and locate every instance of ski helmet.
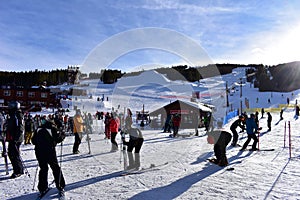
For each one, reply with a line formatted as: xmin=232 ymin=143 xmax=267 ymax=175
xmin=8 ymin=101 xmax=20 ymax=110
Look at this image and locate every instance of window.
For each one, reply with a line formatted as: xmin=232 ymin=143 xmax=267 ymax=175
xmin=41 ymin=93 xmax=47 ymax=98
xmin=28 ymin=92 xmax=35 ymax=98
xmin=4 ymin=90 xmax=11 ymax=96
xmin=16 ymin=91 xmax=23 ymax=97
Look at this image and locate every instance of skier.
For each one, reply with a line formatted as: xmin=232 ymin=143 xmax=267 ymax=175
xmin=261 ymin=108 xmax=265 ymax=118
xmin=122 ymin=127 xmax=144 ymax=170
xmin=267 ymin=112 xmax=272 ymax=131
xmin=72 ymin=109 xmax=85 ymax=154
xmin=124 ymin=108 xmax=133 ymax=130
xmin=31 ymin=116 xmax=66 ymax=198
xmin=230 ymin=115 xmax=245 ymax=146
xmin=104 ymin=112 xmax=111 ymax=139
xmin=24 ymin=115 xmax=34 ymax=145
xmin=240 ymin=113 xmax=260 ymax=151
xmin=295 ymin=105 xmax=299 ymax=119
xmin=5 ymin=101 xmax=25 ymax=178
xmin=109 ymin=112 xmax=120 ymax=152
xmin=280 ymin=109 xmax=284 ymax=120
xmin=171 ymin=113 xmax=181 ymax=137
xmin=163 ymin=114 xmax=172 ymax=133
xmin=207 ymin=130 xmax=232 ymax=167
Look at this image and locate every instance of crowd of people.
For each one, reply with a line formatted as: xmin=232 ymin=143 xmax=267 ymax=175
xmin=0 ymin=102 xmax=145 ymax=198
xmin=0 ymin=98 xmax=288 ymax=198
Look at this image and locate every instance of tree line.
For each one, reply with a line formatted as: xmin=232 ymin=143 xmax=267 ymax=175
xmin=2 ymin=62 xmax=299 ymax=92
xmin=0 ymin=69 xmax=69 ymax=88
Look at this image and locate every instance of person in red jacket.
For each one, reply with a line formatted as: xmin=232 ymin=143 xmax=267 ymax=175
xmin=172 ymin=113 xmax=181 ymax=137
xmin=109 ymin=112 xmax=120 ymax=152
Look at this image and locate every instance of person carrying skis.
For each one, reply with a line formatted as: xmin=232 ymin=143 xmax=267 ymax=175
xmin=31 ymin=116 xmax=66 ymax=198
xmin=240 ymin=113 xmax=260 ymax=151
xmin=5 ymin=101 xmax=25 ymax=178
xmin=109 ymin=112 xmax=120 ymax=152
xmin=230 ymin=115 xmax=245 ymax=147
xmin=207 ymin=129 xmax=232 ymax=167
xmin=72 ymin=109 xmax=85 ymax=154
xmin=122 ymin=126 xmax=144 ymax=170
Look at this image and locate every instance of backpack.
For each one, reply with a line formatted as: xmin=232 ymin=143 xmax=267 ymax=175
xmin=6 ymin=111 xmax=24 ymax=142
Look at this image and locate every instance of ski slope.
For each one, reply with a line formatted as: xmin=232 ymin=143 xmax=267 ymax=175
xmin=1 ymin=68 xmax=300 ymax=200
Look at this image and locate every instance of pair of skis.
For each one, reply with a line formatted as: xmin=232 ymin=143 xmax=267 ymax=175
xmin=121 ymin=162 xmax=169 ymax=176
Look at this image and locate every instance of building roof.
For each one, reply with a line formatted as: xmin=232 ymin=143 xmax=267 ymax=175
xmin=149 ymin=99 xmax=212 ymax=116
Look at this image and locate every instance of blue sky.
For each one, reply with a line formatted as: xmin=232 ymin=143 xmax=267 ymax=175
xmin=1 ymin=0 xmax=300 ymax=73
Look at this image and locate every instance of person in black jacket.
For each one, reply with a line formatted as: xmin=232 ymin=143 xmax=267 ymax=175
xmin=32 ymin=117 xmax=66 ymax=197
xmin=267 ymin=112 xmax=272 ymax=131
xmin=6 ymin=101 xmax=24 ymax=179
xmin=207 ymin=130 xmax=232 ymax=167
xmin=230 ymin=115 xmax=245 ymax=147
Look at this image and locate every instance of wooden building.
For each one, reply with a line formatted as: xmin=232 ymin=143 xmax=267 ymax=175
xmin=149 ymin=99 xmax=212 ymax=129
xmin=0 ymin=86 xmax=57 ymax=111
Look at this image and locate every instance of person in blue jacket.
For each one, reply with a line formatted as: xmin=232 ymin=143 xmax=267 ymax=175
xmin=240 ymin=113 xmax=260 ymax=151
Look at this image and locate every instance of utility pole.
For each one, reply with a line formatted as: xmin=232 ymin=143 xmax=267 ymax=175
xmin=226 ymin=82 xmax=229 ymax=107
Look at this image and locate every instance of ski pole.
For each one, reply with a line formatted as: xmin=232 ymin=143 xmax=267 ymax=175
xmin=58 ymin=141 xmax=63 ymax=189
xmin=32 ymin=165 xmax=39 ymax=190
xmin=15 ymin=143 xmax=30 ymax=177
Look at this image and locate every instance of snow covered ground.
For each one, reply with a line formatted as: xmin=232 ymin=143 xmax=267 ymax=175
xmin=1 ymin=68 xmax=300 ymax=200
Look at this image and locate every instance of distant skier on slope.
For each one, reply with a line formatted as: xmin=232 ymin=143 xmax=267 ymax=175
xmin=267 ymin=112 xmax=272 ymax=131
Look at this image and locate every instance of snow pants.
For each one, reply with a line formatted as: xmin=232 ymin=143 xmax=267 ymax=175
xmin=8 ymin=141 xmax=24 ymax=175
xmin=214 ymin=131 xmax=232 ymax=166
xmin=73 ymin=132 xmax=82 ymax=153
xmin=242 ymin=133 xmax=258 ymax=150
xmin=230 ymin=127 xmax=238 ymax=146
xmin=35 ymin=149 xmax=65 ymax=192
xmin=126 ymin=138 xmax=144 ymax=169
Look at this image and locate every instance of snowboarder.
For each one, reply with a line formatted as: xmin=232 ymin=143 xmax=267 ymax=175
xmin=267 ymin=112 xmax=272 ymax=131
xmin=230 ymin=115 xmax=245 ymax=146
xmin=109 ymin=112 xmax=120 ymax=152
xmin=122 ymin=127 xmax=144 ymax=170
xmin=72 ymin=109 xmax=85 ymax=154
xmin=207 ymin=130 xmax=232 ymax=166
xmin=5 ymin=101 xmax=25 ymax=178
xmin=31 ymin=116 xmax=66 ymax=198
xmin=240 ymin=113 xmax=260 ymax=151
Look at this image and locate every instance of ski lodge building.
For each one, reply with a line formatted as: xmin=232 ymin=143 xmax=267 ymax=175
xmin=149 ymin=99 xmax=212 ymax=129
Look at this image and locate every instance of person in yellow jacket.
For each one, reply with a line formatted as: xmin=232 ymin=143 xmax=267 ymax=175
xmin=73 ymin=109 xmax=85 ymax=154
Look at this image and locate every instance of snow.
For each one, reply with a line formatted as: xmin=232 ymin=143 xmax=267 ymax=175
xmin=1 ymin=68 xmax=300 ymax=199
